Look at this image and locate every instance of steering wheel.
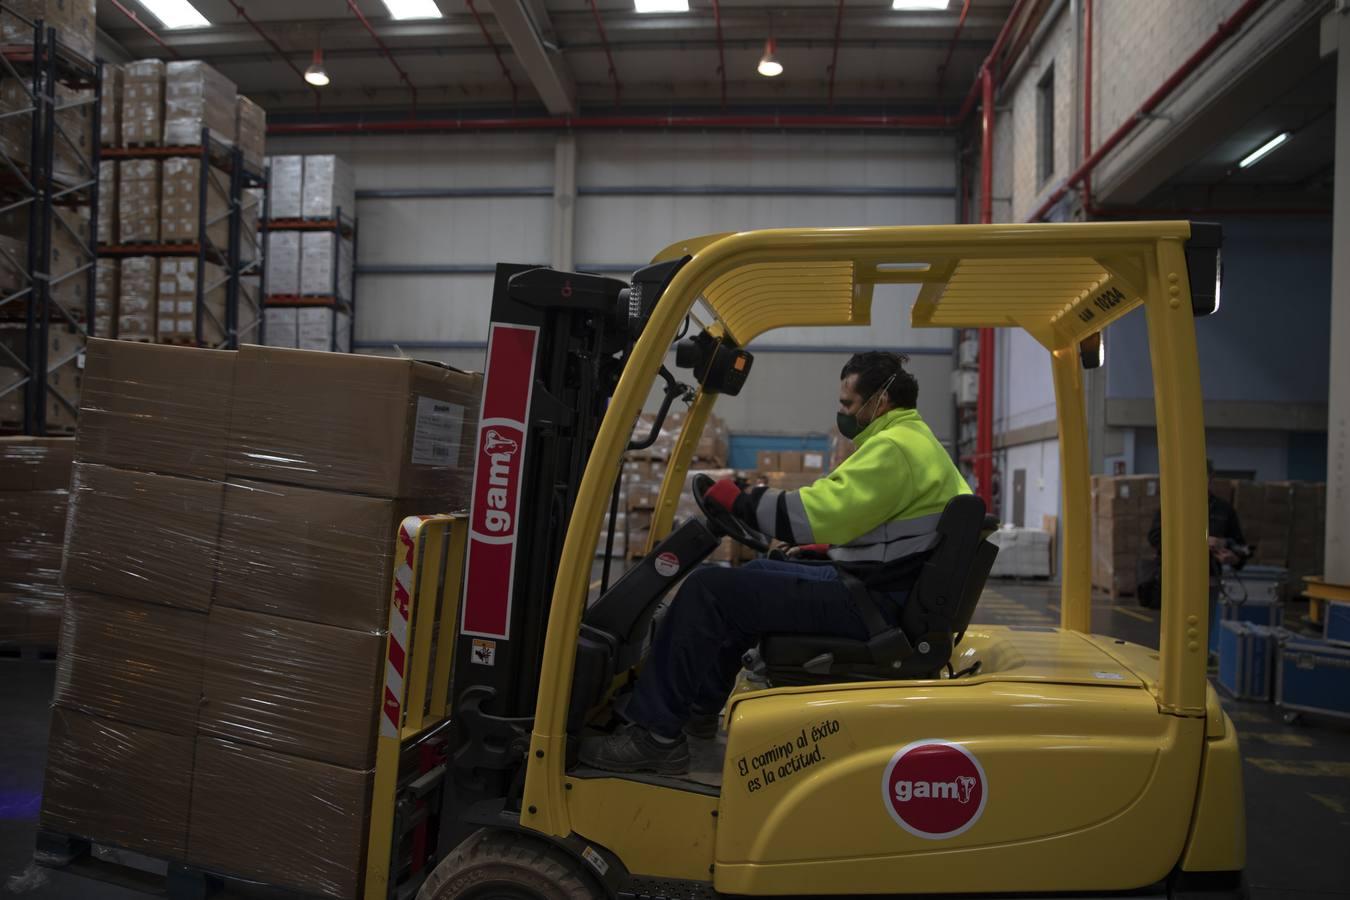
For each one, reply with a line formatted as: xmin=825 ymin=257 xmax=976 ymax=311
xmin=691 ymin=474 xmax=773 ymax=553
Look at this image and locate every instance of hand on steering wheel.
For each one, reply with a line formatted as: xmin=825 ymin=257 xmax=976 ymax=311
xmin=692 ymin=474 xmax=772 ymax=553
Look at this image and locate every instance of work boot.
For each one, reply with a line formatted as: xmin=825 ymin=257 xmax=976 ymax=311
xmin=578 ymin=724 xmax=690 ymax=775
xmin=684 ymin=711 xmax=721 ymax=740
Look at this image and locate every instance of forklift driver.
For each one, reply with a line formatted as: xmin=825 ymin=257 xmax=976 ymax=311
xmin=579 ymin=351 xmax=971 ymax=774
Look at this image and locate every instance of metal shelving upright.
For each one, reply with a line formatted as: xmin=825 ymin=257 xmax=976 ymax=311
xmin=0 ymin=7 xmax=99 ymax=435
xmin=98 ymin=126 xmax=266 ymax=349
xmin=259 ymin=206 xmax=357 ymax=352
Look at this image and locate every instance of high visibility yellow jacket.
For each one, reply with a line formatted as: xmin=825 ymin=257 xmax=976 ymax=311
xmin=751 ymin=407 xmax=971 ymax=563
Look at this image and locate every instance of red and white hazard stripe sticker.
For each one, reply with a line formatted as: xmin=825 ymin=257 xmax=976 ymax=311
xmin=381 ymin=515 xmax=428 ymax=738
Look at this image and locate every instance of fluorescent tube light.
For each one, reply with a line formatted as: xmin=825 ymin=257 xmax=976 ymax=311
xmin=137 ymin=0 xmax=210 ymax=29
xmin=378 ymin=0 xmax=443 ymax=20
xmin=635 ymin=0 xmax=691 ymax=11
xmin=1238 ymin=132 xmax=1290 ymax=169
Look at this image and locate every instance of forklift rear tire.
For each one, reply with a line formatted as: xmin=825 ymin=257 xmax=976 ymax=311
xmin=418 ymin=828 xmax=601 ymax=900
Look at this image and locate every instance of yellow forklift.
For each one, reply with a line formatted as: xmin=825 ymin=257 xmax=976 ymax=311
xmin=368 ymin=222 xmax=1243 ymax=899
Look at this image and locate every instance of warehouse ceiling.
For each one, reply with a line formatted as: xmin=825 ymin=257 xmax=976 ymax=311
xmin=96 ymin=0 xmax=1023 ymax=115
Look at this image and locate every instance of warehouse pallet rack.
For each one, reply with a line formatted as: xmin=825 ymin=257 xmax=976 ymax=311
xmin=0 ymin=7 xmax=99 ymax=435
xmin=260 ymin=206 xmax=357 ymax=352
xmin=99 ymin=126 xmax=266 ymax=350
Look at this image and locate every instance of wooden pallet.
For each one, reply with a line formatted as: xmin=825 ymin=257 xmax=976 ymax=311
xmin=34 ymin=831 xmax=328 ymax=900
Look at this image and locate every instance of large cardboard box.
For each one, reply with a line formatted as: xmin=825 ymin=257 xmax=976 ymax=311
xmin=189 ymin=737 xmax=371 ymax=899
xmin=163 ymin=61 xmax=236 ymax=146
xmin=777 ymin=450 xmax=803 ymax=473
xmin=3 ymin=0 xmax=96 ymax=61
xmin=160 ymin=156 xmax=230 ymax=248
xmin=198 ymin=607 xmax=384 ymax=769
xmin=228 ymin=346 xmax=481 ymax=501
xmin=235 ymin=95 xmax=265 ymax=170
xmin=53 ymin=591 xmax=207 ymax=734
xmin=120 ymin=59 xmax=164 ymax=147
xmin=0 ymin=490 xmax=67 ymax=601
xmin=157 ymin=258 xmax=226 ymax=345
xmin=0 ymin=435 xmax=74 ymax=491
xmin=41 ymin=708 xmax=194 ymax=859
xmin=0 ymin=592 xmax=61 ymax=645
xmin=99 ymin=63 xmax=122 ymax=147
xmin=77 ymin=339 xmax=234 ymax=480
xmin=216 ymin=479 xmax=418 ymax=632
xmin=63 ymin=463 xmax=224 ymax=611
xmin=300 ymin=154 xmax=355 ymax=220
xmin=267 ymin=155 xmax=303 ymax=219
xmin=117 ymin=159 xmax=160 ymax=243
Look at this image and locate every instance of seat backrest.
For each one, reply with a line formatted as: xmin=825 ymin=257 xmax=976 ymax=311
xmin=899 ymin=494 xmax=990 ymax=655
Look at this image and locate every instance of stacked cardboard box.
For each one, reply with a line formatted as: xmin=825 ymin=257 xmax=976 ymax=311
xmin=0 ymin=437 xmax=73 ymax=649
xmin=1091 ymin=474 xmax=1159 ymax=597
xmin=267 ymin=155 xmax=303 ymax=218
xmin=117 ymin=257 xmax=157 ymax=340
xmin=117 ymin=159 xmax=160 ymax=243
xmin=120 ymin=60 xmax=164 ymax=147
xmin=45 ymin=339 xmax=482 ymax=898
xmin=96 ymin=159 xmax=116 ymax=244
xmin=163 ymin=61 xmax=236 ymax=147
xmin=265 ymin=231 xmax=300 ymax=295
xmin=2 ymin=0 xmax=96 ymax=61
xmin=235 ymin=96 xmax=266 ymax=171
xmin=99 ymin=64 xmax=122 ymax=147
xmin=302 ymin=155 xmax=356 ymax=220
xmin=157 ymin=259 xmax=225 ymax=345
xmin=95 ymin=258 xmax=117 ymax=337
xmin=300 ymin=231 xmax=354 ymax=299
xmin=1231 ymin=479 xmax=1327 ymax=581
xmin=160 ymin=156 xmax=229 ymax=248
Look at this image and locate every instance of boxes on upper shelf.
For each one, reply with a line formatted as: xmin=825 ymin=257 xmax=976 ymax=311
xmin=97 ymin=159 xmax=116 ymax=244
xmin=95 ymin=258 xmax=118 ymax=338
xmin=268 ymin=155 xmax=303 ymax=219
xmin=301 ymin=155 xmax=355 ymax=220
xmin=161 ymin=156 xmax=229 ymax=248
xmin=117 ymin=159 xmax=160 ymax=243
xmin=297 ymin=307 xmax=351 ymax=353
xmin=120 ymin=59 xmax=165 ymax=147
xmin=263 ymin=307 xmax=298 ymax=348
xmin=157 ymin=258 xmax=226 ymax=346
xmin=235 ymin=96 xmax=266 ymax=171
xmin=265 ymin=231 xmax=300 ymax=295
xmin=300 ymin=232 xmax=354 ymax=299
xmin=116 ymin=257 xmax=157 ymax=340
xmin=99 ymin=64 xmax=122 ymax=147
xmin=163 ymin=61 xmax=237 ymax=147
xmin=3 ymin=0 xmax=96 ymax=61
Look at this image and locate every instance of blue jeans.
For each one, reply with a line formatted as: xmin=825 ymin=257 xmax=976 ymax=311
xmin=625 ymin=558 xmax=907 ymax=737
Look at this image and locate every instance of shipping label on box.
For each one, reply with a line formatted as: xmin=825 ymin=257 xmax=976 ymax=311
xmin=411 ymin=396 xmax=467 ymax=467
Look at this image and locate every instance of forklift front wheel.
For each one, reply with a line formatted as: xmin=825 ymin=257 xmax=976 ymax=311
xmin=417 ymin=828 xmax=601 ymax=900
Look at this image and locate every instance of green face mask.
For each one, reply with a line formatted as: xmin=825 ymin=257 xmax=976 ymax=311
xmin=836 ymin=373 xmax=895 ymax=440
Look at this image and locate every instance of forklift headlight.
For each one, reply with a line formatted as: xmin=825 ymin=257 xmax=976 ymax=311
xmin=1185 ymin=222 xmax=1223 ymax=317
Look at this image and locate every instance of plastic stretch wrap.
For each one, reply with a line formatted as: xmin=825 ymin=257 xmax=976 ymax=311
xmin=99 ymin=64 xmax=122 ymax=146
xmin=95 ymin=257 xmax=118 ymax=338
xmin=264 ymin=230 xmax=299 ymax=295
xmin=117 ymin=159 xmax=159 ymax=243
xmin=301 ymin=154 xmax=355 ymax=220
xmin=161 ymin=156 xmax=229 ymax=248
xmin=116 ymin=257 xmax=157 ymax=339
xmin=0 ymin=438 xmax=73 ymax=640
xmin=267 ymin=155 xmax=302 ymax=218
xmin=163 ymin=61 xmax=237 ymax=147
xmin=235 ymin=95 xmax=265 ymax=170
xmin=299 ymin=231 xmax=354 ymax=299
xmin=2 ymin=0 xmax=96 ymax=61
xmin=45 ymin=339 xmax=484 ymax=897
xmin=120 ymin=59 xmax=164 ymax=147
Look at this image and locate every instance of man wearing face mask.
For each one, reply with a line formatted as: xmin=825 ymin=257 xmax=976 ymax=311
xmin=580 ymin=351 xmax=970 ymax=775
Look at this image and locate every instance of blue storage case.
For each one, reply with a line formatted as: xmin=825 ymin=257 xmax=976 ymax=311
xmin=1219 ymin=589 xmax=1284 ymax=629
xmin=1216 ymin=621 xmax=1277 ymax=701
xmin=1276 ymin=635 xmax=1350 ymax=721
xmin=1324 ymin=600 xmax=1350 ymax=647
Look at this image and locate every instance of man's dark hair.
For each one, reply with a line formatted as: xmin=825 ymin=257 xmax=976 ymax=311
xmin=840 ymin=351 xmax=919 ymax=409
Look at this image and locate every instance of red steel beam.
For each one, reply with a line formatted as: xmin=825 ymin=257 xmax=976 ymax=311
xmin=711 ymin=0 xmax=727 ymax=110
xmin=956 ymin=0 xmax=1032 ymax=122
xmin=587 ymin=0 xmax=622 ymax=109
xmin=1030 ymin=0 xmax=1270 ymax=222
xmin=464 ymin=0 xmax=520 ymax=110
xmin=268 ymin=113 xmax=954 ymax=136
xmin=346 ymin=0 xmax=419 ymax=114
xmin=935 ymin=0 xmax=973 ymax=96
xmin=827 ymin=0 xmax=846 ymax=109
xmin=106 ymin=0 xmax=182 ymax=58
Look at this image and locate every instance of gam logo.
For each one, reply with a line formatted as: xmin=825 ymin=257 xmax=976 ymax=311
xmin=881 ymin=740 xmax=987 ymax=840
xmin=479 ymin=427 xmax=523 ymax=535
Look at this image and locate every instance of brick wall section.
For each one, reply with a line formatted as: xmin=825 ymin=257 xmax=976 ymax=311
xmin=1007 ymin=10 xmax=1077 ymax=221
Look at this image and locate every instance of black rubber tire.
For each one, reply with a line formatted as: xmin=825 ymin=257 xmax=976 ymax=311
xmin=417 ymin=829 xmax=603 ymax=900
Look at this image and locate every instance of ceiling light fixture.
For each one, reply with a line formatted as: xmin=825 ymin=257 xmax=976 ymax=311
xmin=757 ymin=37 xmax=783 ymax=77
xmin=378 ymin=0 xmax=443 ymax=20
xmin=1238 ymin=131 xmax=1291 ymax=169
xmin=892 ymin=0 xmax=950 ymax=9
xmin=304 ymin=48 xmax=330 ymax=86
xmin=136 ymin=0 xmax=210 ymax=29
xmin=634 ymin=0 xmax=690 ymax=12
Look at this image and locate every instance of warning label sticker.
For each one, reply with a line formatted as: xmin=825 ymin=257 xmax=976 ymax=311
xmin=471 ymin=639 xmax=496 ymax=666
xmin=411 ymin=396 xmax=465 ymax=467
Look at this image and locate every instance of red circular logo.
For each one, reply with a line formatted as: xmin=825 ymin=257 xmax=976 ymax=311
xmin=653 ymin=551 xmax=680 ymax=577
xmin=881 ymin=740 xmax=987 ymax=839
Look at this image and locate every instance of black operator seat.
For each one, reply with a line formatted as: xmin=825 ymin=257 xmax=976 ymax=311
xmin=759 ymin=495 xmax=999 ymax=686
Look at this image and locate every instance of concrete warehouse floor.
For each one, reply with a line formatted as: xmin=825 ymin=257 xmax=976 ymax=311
xmin=2 ymin=581 xmax=1348 ymax=899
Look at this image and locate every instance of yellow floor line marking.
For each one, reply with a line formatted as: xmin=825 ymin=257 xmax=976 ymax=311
xmin=1111 ymin=605 xmax=1156 ymax=623
xmin=1242 ymin=732 xmax=1316 ymax=748
xmin=1246 ymin=758 xmax=1350 ymax=777
xmin=1310 ymin=794 xmax=1348 ymax=815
